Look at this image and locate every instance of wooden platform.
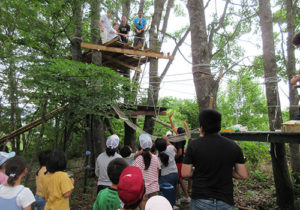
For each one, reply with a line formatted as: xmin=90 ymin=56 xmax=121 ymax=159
xmin=81 ymin=38 xmax=173 ymax=74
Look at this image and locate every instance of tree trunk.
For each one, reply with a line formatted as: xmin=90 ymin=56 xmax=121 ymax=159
xmin=122 ymin=0 xmax=131 ymax=18
xmin=286 ymin=0 xmax=300 ymax=199
xmin=8 ymin=67 xmax=16 ymax=151
xmin=24 ymin=99 xmax=48 ymax=183
xmin=71 ymin=0 xmax=83 ymax=62
xmin=138 ymin=0 xmax=145 ymax=12
xmin=90 ymin=0 xmax=105 ymax=161
xmin=187 ymin=0 xmax=217 ymax=111
xmin=143 ymin=0 xmax=167 ymax=134
xmin=258 ymin=0 xmax=294 ymax=208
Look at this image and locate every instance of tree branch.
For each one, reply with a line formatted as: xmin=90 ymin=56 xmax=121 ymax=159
xmin=160 ymin=27 xmax=191 ymax=81
xmin=160 ymin=0 xmax=174 ymax=44
xmin=208 ymin=0 xmax=230 ymax=49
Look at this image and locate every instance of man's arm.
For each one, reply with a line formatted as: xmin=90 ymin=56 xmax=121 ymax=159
xmin=183 ymin=120 xmax=191 ymax=138
xmin=232 ymin=163 xmax=248 ymax=179
xmin=99 ymin=20 xmax=104 ymax=32
xmin=168 ymin=112 xmax=178 ymax=134
xmin=182 ymin=164 xmax=193 ymax=178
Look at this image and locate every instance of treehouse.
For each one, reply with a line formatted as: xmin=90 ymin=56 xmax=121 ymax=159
xmin=80 ymin=37 xmax=173 ymax=74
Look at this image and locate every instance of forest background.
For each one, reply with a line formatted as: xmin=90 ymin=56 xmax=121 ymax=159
xmin=0 ymin=0 xmax=300 ymax=209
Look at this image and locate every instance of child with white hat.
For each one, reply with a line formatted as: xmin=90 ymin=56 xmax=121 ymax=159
xmin=133 ymin=134 xmax=161 ymax=210
xmin=95 ymin=134 xmax=122 ymax=194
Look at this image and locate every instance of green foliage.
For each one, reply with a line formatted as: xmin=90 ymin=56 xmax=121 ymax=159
xmin=217 ymin=68 xmax=269 ymax=131
xmin=24 ymin=58 xmax=135 ymax=119
xmin=238 ymin=142 xmax=270 ymax=167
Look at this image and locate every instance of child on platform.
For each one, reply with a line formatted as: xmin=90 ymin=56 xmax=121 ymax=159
xmin=0 ymin=156 xmax=36 ymax=210
xmin=133 ymin=134 xmax=160 ymax=210
xmin=41 ymin=151 xmax=74 ymax=210
xmin=93 ymin=158 xmax=128 ymax=210
xmin=34 ymin=150 xmax=51 ymax=210
xmin=0 ymin=151 xmax=15 ymax=185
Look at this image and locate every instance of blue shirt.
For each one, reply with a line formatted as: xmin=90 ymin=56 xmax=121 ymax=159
xmin=133 ymin=17 xmax=147 ymax=30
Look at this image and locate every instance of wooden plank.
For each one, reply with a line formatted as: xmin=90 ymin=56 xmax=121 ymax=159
xmin=133 ymin=43 xmax=143 ymax=50
xmin=0 ymin=105 xmax=68 ymax=143
xmin=130 ymin=111 xmax=166 ymax=117
xmin=152 ymin=117 xmax=172 ymax=129
xmin=123 ymin=41 xmax=132 ymax=47
xmin=191 ymin=131 xmax=300 ymax=144
xmin=104 ymin=37 xmax=120 ymax=46
xmin=81 ymin=42 xmax=173 ymax=59
xmin=102 ymin=55 xmax=142 ymax=72
xmin=143 ymin=48 xmax=152 ymax=52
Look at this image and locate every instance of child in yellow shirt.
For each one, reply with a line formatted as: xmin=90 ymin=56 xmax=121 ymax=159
xmin=41 ymin=151 xmax=74 ymax=210
xmin=34 ymin=150 xmax=51 ymax=210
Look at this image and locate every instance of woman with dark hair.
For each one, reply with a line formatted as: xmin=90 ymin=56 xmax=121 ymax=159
xmin=133 ymin=134 xmax=160 ymax=210
xmin=0 ymin=156 xmax=35 ymax=210
xmin=41 ymin=151 xmax=74 ymax=210
xmin=155 ymin=137 xmax=178 ymax=206
xmin=119 ymin=16 xmax=130 ymax=43
xmin=95 ymin=134 xmax=121 ymax=194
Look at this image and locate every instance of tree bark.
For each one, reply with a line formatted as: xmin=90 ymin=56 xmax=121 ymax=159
xmin=187 ymin=0 xmax=218 ymax=112
xmin=24 ymin=99 xmax=48 ymax=183
xmin=258 ymin=0 xmax=294 ymax=208
xmin=90 ymin=0 xmax=105 ymax=160
xmin=139 ymin=0 xmax=145 ymax=12
xmin=8 ymin=66 xmax=16 ymax=151
xmin=71 ymin=0 xmax=83 ymax=62
xmin=286 ymin=0 xmax=300 ymax=198
xmin=143 ymin=0 xmax=167 ymax=134
xmin=122 ymin=0 xmax=131 ymax=18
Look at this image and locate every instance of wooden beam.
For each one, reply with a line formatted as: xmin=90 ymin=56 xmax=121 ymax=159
xmin=104 ymin=37 xmax=119 ymax=46
xmin=130 ymin=111 xmax=167 ymax=117
xmin=0 ymin=105 xmax=68 ymax=144
xmin=133 ymin=44 xmax=143 ymax=50
xmin=102 ymin=55 xmax=142 ymax=72
xmin=123 ymin=41 xmax=132 ymax=47
xmin=152 ymin=117 xmax=172 ymax=129
xmin=191 ymin=131 xmax=300 ymax=144
xmin=81 ymin=42 xmax=173 ymax=60
xmin=144 ymin=48 xmax=152 ymax=52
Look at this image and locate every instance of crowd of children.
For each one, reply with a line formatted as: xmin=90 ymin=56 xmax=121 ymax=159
xmin=0 ymin=149 xmax=75 ymax=210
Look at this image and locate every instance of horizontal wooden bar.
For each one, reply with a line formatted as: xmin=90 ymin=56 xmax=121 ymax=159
xmin=130 ymin=111 xmax=166 ymax=117
xmin=191 ymin=131 xmax=300 ymax=144
xmin=81 ymin=42 xmax=173 ymax=60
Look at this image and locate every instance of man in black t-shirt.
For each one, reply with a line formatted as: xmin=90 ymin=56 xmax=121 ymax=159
xmin=182 ymin=109 xmax=248 ymax=209
xmin=119 ymin=16 xmax=130 ymax=43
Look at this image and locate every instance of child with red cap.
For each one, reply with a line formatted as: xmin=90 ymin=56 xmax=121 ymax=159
xmin=117 ymin=166 xmax=145 ymax=210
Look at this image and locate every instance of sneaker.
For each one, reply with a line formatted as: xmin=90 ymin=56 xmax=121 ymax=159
xmin=175 ymin=199 xmax=181 ymax=206
xmin=173 ymin=205 xmax=180 ymax=210
xmin=180 ymin=197 xmax=191 ymax=203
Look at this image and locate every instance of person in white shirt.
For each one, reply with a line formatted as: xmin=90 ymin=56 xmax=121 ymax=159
xmin=99 ymin=12 xmax=113 ymax=43
xmin=106 ymin=23 xmax=120 ymax=42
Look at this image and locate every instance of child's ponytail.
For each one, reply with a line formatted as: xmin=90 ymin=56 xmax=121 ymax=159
xmin=155 ymin=138 xmax=169 ymax=167
xmin=5 ymin=156 xmax=26 ymax=186
xmin=141 ymin=148 xmax=152 ymax=170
